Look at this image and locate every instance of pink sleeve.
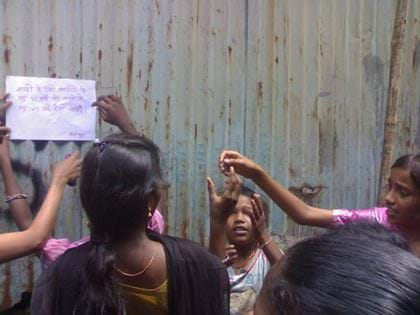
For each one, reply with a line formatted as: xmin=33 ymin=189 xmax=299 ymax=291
xmin=332 ymin=207 xmax=389 ymax=227
xmin=40 ymin=236 xmax=90 ymax=269
xmin=147 ymin=209 xmax=165 ymax=234
xmin=40 ymin=209 xmax=165 ymax=269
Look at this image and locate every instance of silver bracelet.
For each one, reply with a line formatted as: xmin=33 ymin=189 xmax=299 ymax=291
xmin=5 ymin=193 xmax=28 ymax=203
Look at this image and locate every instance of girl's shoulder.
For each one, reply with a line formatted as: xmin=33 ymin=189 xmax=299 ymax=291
xmin=40 ymin=236 xmax=90 ymax=269
xmin=151 ymin=232 xmax=224 ymax=268
xmin=52 ymin=241 xmax=93 ymax=276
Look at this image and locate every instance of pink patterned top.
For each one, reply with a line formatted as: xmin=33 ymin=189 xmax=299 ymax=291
xmin=40 ymin=209 xmax=165 ymax=269
xmin=332 ymin=207 xmax=393 ymax=229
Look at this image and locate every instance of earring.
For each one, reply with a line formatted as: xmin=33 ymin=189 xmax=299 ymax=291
xmin=148 ymin=207 xmax=153 ymax=218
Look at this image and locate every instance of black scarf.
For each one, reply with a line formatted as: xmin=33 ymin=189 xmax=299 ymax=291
xmin=31 ymin=231 xmax=230 ymax=315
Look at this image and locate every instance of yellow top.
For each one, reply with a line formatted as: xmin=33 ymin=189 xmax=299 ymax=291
xmin=119 ymin=279 xmax=168 ymax=315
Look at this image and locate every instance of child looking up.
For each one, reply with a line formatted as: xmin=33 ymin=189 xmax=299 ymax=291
xmin=207 ymin=168 xmax=283 ymax=315
xmin=219 ymin=151 xmax=420 ymax=256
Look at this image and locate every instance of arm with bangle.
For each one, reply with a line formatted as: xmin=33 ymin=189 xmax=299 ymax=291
xmin=257 ymin=232 xmax=283 ymax=266
xmin=249 ymin=194 xmax=284 ymax=266
xmin=0 ymin=134 xmax=33 ymax=230
xmin=0 ymin=151 xmax=81 ymax=263
xmin=0 ymin=95 xmax=33 ymax=230
xmin=0 ymin=96 xmax=79 ymax=263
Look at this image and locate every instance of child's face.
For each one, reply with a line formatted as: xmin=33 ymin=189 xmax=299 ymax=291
xmin=226 ymin=194 xmax=255 ymax=246
xmin=385 ymin=167 xmax=420 ymax=227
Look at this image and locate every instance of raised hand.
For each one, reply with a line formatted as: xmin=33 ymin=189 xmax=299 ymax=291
xmin=51 ymin=152 xmax=82 ymax=187
xmin=0 ymin=128 xmax=11 ymax=162
xmin=246 ymin=194 xmax=268 ymax=240
xmin=218 ymin=150 xmax=262 ymax=180
xmin=247 ymin=193 xmax=285 ymax=265
xmin=207 ymin=167 xmax=242 ymax=226
xmin=0 ymin=93 xmax=12 ymax=114
xmin=0 ymin=95 xmax=13 ymax=163
xmin=223 ymin=244 xmax=238 ymax=267
xmin=92 ymin=95 xmax=138 ymax=135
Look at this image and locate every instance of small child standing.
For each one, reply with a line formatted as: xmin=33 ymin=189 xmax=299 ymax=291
xmin=207 ymin=167 xmax=283 ymax=315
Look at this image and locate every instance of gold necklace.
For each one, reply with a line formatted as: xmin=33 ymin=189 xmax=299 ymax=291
xmin=114 ymin=247 xmax=156 ymax=277
xmin=233 ymin=248 xmax=257 ymax=270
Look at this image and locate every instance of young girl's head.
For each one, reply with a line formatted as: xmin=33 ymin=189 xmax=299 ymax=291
xmin=385 ymin=154 xmax=420 ymax=227
xmin=81 ymin=133 xmax=165 ymax=240
xmin=77 ymin=133 xmax=165 ymax=314
xmin=225 ymin=186 xmax=269 ymax=247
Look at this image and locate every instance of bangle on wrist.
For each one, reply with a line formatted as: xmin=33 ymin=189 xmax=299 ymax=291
xmin=5 ymin=193 xmax=28 ymax=203
xmin=259 ymin=237 xmax=273 ymax=249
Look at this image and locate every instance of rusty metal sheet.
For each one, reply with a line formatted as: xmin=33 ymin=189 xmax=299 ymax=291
xmin=0 ymin=0 xmax=419 ymax=309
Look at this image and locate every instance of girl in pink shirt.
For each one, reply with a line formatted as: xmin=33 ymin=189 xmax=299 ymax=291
xmin=219 ymin=151 xmax=420 ymax=256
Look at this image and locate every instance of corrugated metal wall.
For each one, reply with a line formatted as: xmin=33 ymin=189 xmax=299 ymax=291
xmin=0 ymin=0 xmax=419 ymax=309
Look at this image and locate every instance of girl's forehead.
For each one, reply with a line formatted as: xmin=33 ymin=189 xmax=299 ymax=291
xmin=390 ymin=167 xmax=416 ymax=188
xmin=237 ymin=194 xmax=252 ymax=206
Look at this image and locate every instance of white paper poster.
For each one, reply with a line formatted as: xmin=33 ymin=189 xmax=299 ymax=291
xmin=5 ymin=76 xmax=96 ymax=141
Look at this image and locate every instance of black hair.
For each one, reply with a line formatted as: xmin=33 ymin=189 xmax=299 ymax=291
xmin=391 ymin=154 xmax=420 ymax=190
xmin=240 ymin=186 xmax=270 ymax=227
xmin=268 ymin=222 xmax=420 ymax=315
xmin=76 ymin=133 xmax=165 ymax=314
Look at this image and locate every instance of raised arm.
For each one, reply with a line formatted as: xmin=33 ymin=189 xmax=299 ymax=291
xmin=92 ymin=95 xmax=139 ymax=135
xmin=248 ymin=194 xmax=283 ymax=265
xmin=0 ymin=129 xmax=33 ymax=230
xmin=219 ymin=151 xmax=333 ymax=228
xmin=207 ymin=167 xmax=242 ymax=259
xmin=0 ymin=152 xmax=81 ymax=263
xmin=0 ymin=94 xmax=33 ymax=230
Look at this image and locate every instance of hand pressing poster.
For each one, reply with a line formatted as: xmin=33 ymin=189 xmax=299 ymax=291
xmin=5 ymin=76 xmax=96 ymax=141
